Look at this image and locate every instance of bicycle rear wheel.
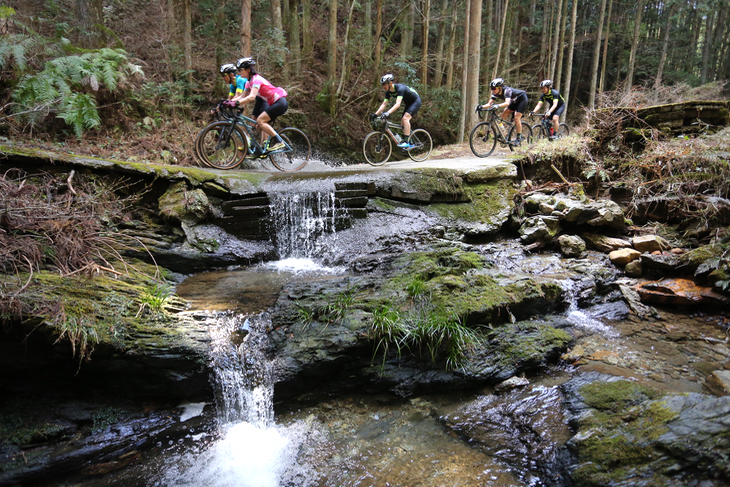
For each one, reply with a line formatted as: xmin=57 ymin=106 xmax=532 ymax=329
xmin=558 ymin=123 xmax=570 ymax=137
xmin=407 ymin=129 xmax=433 ymax=162
xmin=196 ymin=121 xmax=247 ymax=169
xmin=531 ymin=124 xmax=547 ymax=140
xmin=269 ymin=127 xmax=311 ymax=172
xmin=469 ymin=121 xmax=498 ymax=157
xmin=193 ymin=127 xmax=213 ymax=167
xmin=363 ymin=131 xmax=392 ymax=166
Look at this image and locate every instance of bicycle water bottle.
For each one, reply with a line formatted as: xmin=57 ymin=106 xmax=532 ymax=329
xmin=394 ymin=133 xmax=402 ymax=143
xmin=497 ymin=121 xmax=505 ymax=138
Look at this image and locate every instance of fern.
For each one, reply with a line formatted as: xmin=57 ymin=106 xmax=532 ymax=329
xmin=11 ymin=48 xmax=143 ymax=137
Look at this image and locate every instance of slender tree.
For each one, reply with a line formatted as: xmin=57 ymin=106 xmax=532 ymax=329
xmin=625 ymin=0 xmax=645 ymax=90
xmin=493 ymin=0 xmax=509 ymax=78
xmin=327 ymin=0 xmax=337 ymax=113
xmin=289 ymin=0 xmax=301 ymax=77
xmin=445 ymin=0 xmax=457 ymax=90
xmin=241 ymin=0 xmax=252 ymax=56
xmin=598 ymin=0 xmax=613 ymax=93
xmin=588 ymin=0 xmax=608 ymax=109
xmin=458 ymin=0 xmax=471 ymax=142
xmin=420 ymin=0 xmax=431 ymax=85
xmin=336 ymin=0 xmax=356 ymax=96
xmin=466 ymin=0 xmax=482 ymax=130
xmin=655 ymin=1 xmax=676 ymax=88
xmin=562 ymin=0 xmax=577 ymax=120
xmin=302 ymin=0 xmax=312 ymax=59
xmin=549 ymin=0 xmax=564 ymax=78
xmin=75 ymin=0 xmax=106 ymax=48
xmin=433 ymin=0 xmax=449 ymax=87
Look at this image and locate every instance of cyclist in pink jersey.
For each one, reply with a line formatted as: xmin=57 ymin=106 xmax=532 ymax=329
xmin=233 ymin=57 xmax=287 ymax=154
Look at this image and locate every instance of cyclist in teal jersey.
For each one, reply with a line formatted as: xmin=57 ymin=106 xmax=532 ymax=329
xmin=220 ymin=64 xmax=238 ymax=100
xmin=529 ymin=79 xmax=566 ymax=139
xmin=373 ymin=74 xmax=422 ymax=149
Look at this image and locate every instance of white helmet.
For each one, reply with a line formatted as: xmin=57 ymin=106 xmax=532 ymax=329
xmin=540 ymin=79 xmax=552 ymax=88
xmin=380 ymin=73 xmax=395 ymax=84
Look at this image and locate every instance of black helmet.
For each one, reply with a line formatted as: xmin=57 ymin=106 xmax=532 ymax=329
xmin=490 ymin=77 xmax=504 ymax=89
xmin=236 ymin=57 xmax=256 ymax=70
xmin=540 ymin=79 xmax=552 ymax=88
xmin=220 ymin=63 xmax=237 ymax=75
xmin=380 ymin=73 xmax=395 ymax=84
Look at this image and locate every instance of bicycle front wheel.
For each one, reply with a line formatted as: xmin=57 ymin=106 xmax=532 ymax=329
xmin=363 ymin=132 xmax=392 ymax=166
xmin=558 ymin=123 xmax=570 ymax=137
xmin=507 ymin=125 xmax=533 ymax=151
xmin=196 ymin=121 xmax=247 ymax=169
xmin=269 ymin=127 xmax=311 ymax=172
xmin=407 ymin=129 xmax=433 ymax=162
xmin=193 ymin=127 xmax=213 ymax=167
xmin=469 ymin=122 xmax=498 ymax=157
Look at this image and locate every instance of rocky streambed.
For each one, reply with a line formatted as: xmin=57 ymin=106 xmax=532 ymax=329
xmin=1 ymin=147 xmax=729 ymax=486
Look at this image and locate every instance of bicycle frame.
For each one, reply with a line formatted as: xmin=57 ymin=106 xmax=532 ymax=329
xmin=477 ymin=108 xmax=515 ymax=143
xmin=216 ymin=105 xmax=289 ymax=156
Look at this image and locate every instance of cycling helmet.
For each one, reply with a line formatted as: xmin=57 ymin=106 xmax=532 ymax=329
xmin=380 ymin=73 xmax=395 ymax=84
xmin=540 ymin=79 xmax=552 ymax=88
xmin=236 ymin=57 xmax=256 ymax=70
xmin=490 ymin=77 xmax=504 ymax=89
xmin=220 ymin=63 xmax=237 ymax=75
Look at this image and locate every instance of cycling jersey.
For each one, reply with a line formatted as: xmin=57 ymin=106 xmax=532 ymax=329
xmin=235 ymin=76 xmax=248 ymax=96
xmin=385 ymin=84 xmax=420 ymax=106
xmin=245 ymin=74 xmax=287 ymax=106
xmin=540 ymin=89 xmax=565 ymax=108
xmin=491 ymin=86 xmax=527 ymax=102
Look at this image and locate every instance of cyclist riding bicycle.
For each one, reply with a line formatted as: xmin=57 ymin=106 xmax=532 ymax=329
xmin=372 ymin=74 xmax=422 ymax=149
xmin=219 ymin=64 xmax=240 ymax=100
xmin=529 ymin=79 xmax=566 ymax=139
xmin=478 ymin=77 xmax=529 ymax=144
xmin=232 ymin=57 xmax=284 ymax=157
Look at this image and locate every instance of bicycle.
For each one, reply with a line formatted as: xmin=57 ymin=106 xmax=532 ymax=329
xmin=362 ymin=114 xmax=433 ymax=166
xmin=530 ymin=112 xmax=569 ymax=140
xmin=195 ymin=101 xmax=311 ymax=172
xmin=469 ymin=107 xmax=533 ymax=158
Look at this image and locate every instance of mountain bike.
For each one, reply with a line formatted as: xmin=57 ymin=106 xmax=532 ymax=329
xmin=469 ymin=107 xmax=533 ymax=158
xmin=362 ymin=114 xmax=433 ymax=166
xmin=195 ymin=102 xmax=311 ymax=172
xmin=530 ymin=112 xmax=570 ymax=140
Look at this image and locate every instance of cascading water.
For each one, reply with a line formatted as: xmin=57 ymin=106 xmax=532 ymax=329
xmin=157 ymin=312 xmax=321 ymax=487
xmin=560 ymin=279 xmax=620 ymax=338
xmin=270 ymin=191 xmax=338 ymax=260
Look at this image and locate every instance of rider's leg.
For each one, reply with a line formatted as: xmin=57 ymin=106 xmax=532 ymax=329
xmin=514 ymin=111 xmax=523 ymax=135
xmin=552 ymin=115 xmax=560 ymax=136
xmin=401 ymin=112 xmax=413 ymax=137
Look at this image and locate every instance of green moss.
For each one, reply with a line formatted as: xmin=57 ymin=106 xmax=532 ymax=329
xmin=429 ymin=181 xmax=516 ymax=223
xmin=580 ymin=380 xmax=659 ymax=412
xmin=493 ymin=321 xmax=573 ymax=367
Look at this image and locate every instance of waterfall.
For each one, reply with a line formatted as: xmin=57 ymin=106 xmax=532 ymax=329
xmin=269 ymin=190 xmax=338 ymax=260
xmin=208 ymin=312 xmax=273 ymax=427
xmin=560 ymin=280 xmax=620 ymax=338
xmin=157 ymin=312 xmax=322 ymax=487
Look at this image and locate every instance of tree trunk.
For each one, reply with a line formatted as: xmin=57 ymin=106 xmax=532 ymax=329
xmin=183 ymin=0 xmax=192 ymax=85
xmin=445 ymin=0 xmax=457 ymax=90
xmin=549 ymin=0 xmax=564 ymax=78
xmin=493 ymin=0 xmax=509 ymax=78
xmin=336 ymin=0 xmax=356 ymax=97
xmin=481 ymin=0 xmax=493 ymax=88
xmin=625 ymin=0 xmax=645 ymax=90
xmin=555 ymin=0 xmax=568 ymax=89
xmin=466 ymin=0 xmax=482 ymax=130
xmin=374 ymin=0 xmax=382 ymax=74
xmin=401 ymin=0 xmax=415 ymax=60
xmin=654 ymin=2 xmax=676 ymax=89
xmin=302 ymin=0 xmax=312 ymax=59
xmin=241 ymin=0 xmax=252 ymax=56
xmin=598 ymin=0 xmax=613 ymax=93
xmin=709 ymin=1 xmax=727 ymax=80
xmin=589 ymin=0 xmax=607 ymax=109
xmin=327 ymin=0 xmax=337 ymax=114
xmin=271 ymin=0 xmax=285 ymax=67
xmin=433 ymin=0 xmax=449 ymax=87
xmin=562 ymin=0 xmax=577 ymax=121
xmin=364 ymin=0 xmax=372 ymax=53
xmin=420 ymin=0 xmax=431 ymax=85
xmin=289 ymin=0 xmax=301 ymax=78
xmin=75 ymin=0 xmax=106 ymax=48
xmin=458 ymin=0 xmax=471 ymax=143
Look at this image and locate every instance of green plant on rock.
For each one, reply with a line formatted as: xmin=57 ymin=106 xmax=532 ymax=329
xmin=137 ymin=282 xmax=174 ymax=316
xmin=53 ymin=313 xmax=99 ymax=366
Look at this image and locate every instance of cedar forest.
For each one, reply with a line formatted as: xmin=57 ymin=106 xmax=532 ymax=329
xmin=0 ymin=0 xmax=728 ymax=164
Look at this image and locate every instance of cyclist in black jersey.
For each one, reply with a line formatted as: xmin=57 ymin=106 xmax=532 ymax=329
xmin=529 ymin=79 xmax=566 ymax=139
xmin=373 ymin=73 xmax=422 ymax=149
xmin=478 ymin=77 xmax=529 ymax=144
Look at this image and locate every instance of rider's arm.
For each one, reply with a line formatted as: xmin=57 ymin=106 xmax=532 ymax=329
xmin=550 ymin=100 xmax=559 ymax=113
xmin=385 ymin=96 xmax=403 ymax=116
xmin=500 ymin=97 xmax=512 ymax=109
xmin=533 ymin=101 xmax=543 ymax=113
xmin=236 ymin=85 xmax=259 ymax=105
xmin=375 ymin=99 xmax=389 ymax=116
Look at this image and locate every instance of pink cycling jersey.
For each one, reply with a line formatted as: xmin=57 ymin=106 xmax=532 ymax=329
xmin=245 ymin=74 xmax=287 ymax=105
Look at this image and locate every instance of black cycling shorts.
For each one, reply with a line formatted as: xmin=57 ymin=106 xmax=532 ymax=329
xmin=252 ymin=97 xmax=270 ymax=118
xmin=404 ymin=97 xmax=422 ymax=117
xmin=263 ymin=97 xmax=287 ymax=124
xmin=508 ymin=94 xmax=529 ymax=114
xmin=550 ymin=104 xmax=566 ymax=117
